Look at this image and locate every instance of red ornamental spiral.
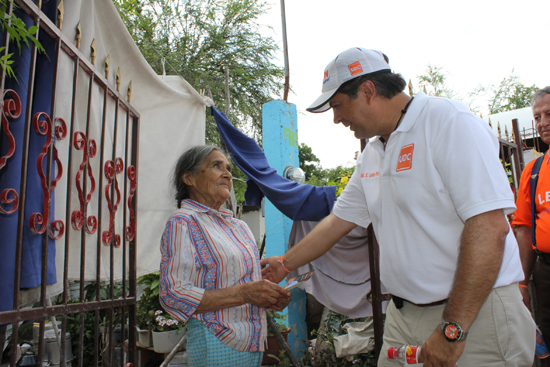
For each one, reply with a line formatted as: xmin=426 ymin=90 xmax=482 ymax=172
xmin=28 ymin=111 xmax=66 ymax=238
xmin=71 ymin=131 xmax=97 ymax=234
xmin=0 ymin=90 xmax=21 ymax=214
xmin=125 ymin=165 xmax=136 ymax=241
xmin=103 ymin=158 xmax=124 ymax=247
xmin=0 ymin=188 xmax=19 ymax=214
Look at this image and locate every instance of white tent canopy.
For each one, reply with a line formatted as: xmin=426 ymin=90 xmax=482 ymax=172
xmin=54 ymin=0 xmax=208 ymax=281
xmin=487 ymin=107 xmax=537 ymax=141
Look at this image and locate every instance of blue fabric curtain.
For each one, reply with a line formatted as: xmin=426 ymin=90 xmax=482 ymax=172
xmin=212 ymin=107 xmax=336 ymax=221
xmin=0 ymin=1 xmax=58 ymax=313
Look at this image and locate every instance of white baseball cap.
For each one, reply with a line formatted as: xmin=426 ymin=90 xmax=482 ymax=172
xmin=306 ymin=47 xmax=391 ymax=113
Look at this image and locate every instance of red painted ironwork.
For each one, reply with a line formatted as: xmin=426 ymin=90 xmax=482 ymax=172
xmin=71 ymin=131 xmax=97 ymax=233
xmin=125 ymin=165 xmax=136 ymax=241
xmin=0 ymin=89 xmax=21 ymax=214
xmin=29 ymin=112 xmax=67 ymax=240
xmin=103 ymin=157 xmax=123 ymax=247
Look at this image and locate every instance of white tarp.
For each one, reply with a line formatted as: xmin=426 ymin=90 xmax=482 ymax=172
xmin=52 ymin=0 xmax=207 ymax=282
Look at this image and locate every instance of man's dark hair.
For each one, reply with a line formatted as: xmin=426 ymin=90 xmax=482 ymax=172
xmin=337 ymin=71 xmax=407 ymax=99
xmin=532 ymin=86 xmax=550 ymax=105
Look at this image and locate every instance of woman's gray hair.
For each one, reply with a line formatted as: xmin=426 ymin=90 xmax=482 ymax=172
xmin=173 ymin=145 xmax=223 ymax=208
xmin=532 ymin=86 xmax=550 ymax=105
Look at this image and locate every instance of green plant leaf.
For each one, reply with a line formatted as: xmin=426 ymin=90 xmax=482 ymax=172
xmin=1 ymin=52 xmax=13 ymax=61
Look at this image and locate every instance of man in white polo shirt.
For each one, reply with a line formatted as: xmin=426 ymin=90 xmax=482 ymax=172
xmin=261 ymin=47 xmax=535 ymax=366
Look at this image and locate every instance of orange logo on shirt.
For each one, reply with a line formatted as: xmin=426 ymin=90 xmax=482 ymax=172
xmin=396 ymin=144 xmax=414 ymax=172
xmin=348 ymin=61 xmax=363 ymax=76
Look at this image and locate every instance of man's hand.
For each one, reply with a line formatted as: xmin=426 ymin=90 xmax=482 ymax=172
xmin=261 ymin=256 xmax=288 ymax=284
xmin=519 ymin=286 xmax=532 ymax=311
xmin=419 ymin=326 xmax=464 ymax=367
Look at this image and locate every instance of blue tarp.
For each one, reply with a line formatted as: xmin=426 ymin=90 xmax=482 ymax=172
xmin=212 ymin=107 xmax=336 ymax=221
xmin=0 ymin=2 xmax=58 ymax=313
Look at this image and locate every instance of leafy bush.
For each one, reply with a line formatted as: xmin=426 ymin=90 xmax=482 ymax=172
xmin=136 ymin=271 xmax=161 ymax=330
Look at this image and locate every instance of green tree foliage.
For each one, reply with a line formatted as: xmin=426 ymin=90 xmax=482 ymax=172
xmin=298 ymin=143 xmax=355 ymax=189
xmin=0 ymin=0 xmax=44 ymax=80
xmin=474 ymin=72 xmax=538 ymax=115
xmin=298 ymin=143 xmax=323 ymax=181
xmin=112 ymin=0 xmax=284 ymax=144
xmin=416 ymin=64 xmax=454 ymax=98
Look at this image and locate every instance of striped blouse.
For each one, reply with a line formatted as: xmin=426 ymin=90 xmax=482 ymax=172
xmin=159 ymin=199 xmax=267 ymax=352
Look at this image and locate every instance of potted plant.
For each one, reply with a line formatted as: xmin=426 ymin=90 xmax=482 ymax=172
xmin=135 ymin=272 xmax=161 ymax=348
xmin=151 ymin=309 xmax=186 ymax=354
xmin=263 ymin=311 xmax=291 ymax=365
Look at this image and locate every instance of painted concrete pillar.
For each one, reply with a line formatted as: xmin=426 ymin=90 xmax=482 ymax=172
xmin=262 ymin=100 xmax=307 ymax=358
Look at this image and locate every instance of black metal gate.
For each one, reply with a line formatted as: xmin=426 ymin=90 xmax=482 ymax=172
xmin=0 ymin=1 xmax=140 ymax=366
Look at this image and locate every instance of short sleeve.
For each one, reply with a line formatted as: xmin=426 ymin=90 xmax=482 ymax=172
xmin=333 ymin=156 xmax=372 ymax=228
xmin=431 ymin=111 xmax=516 ymax=221
xmin=511 ymin=159 xmax=536 ymax=228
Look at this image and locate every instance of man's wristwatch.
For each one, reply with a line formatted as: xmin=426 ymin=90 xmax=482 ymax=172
xmin=440 ymin=320 xmax=468 ymax=342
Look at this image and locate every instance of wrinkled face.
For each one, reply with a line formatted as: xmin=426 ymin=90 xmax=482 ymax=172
xmin=184 ymin=150 xmax=232 ymax=210
xmin=533 ymin=93 xmax=550 ymax=145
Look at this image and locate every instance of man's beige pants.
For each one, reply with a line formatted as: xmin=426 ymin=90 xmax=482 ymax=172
xmin=378 ymin=283 xmax=536 ymax=366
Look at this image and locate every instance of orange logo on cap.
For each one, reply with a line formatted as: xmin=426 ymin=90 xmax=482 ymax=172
xmin=396 ymin=144 xmax=414 ymax=172
xmin=348 ymin=61 xmax=363 ymax=76
xmin=323 ymin=70 xmax=330 ymax=84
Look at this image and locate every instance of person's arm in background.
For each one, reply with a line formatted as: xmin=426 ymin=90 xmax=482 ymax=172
xmin=516 ymin=225 xmax=536 ymax=311
xmin=261 ymin=213 xmax=357 ymax=283
xmin=511 ymin=159 xmax=537 ymax=311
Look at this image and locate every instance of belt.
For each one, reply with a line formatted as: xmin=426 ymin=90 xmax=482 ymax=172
xmin=537 ymin=251 xmax=550 ymax=263
xmin=392 ymin=295 xmax=448 ymax=310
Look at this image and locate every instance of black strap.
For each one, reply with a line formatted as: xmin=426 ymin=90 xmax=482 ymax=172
xmin=529 ymin=154 xmax=545 ymax=251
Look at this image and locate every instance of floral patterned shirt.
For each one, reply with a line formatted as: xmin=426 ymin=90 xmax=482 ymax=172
xmin=159 ymin=199 xmax=266 ymax=352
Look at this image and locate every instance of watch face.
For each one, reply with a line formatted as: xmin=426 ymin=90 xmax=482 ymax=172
xmin=444 ymin=323 xmax=460 ymax=341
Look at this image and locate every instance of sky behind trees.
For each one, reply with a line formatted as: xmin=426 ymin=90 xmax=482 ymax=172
xmin=259 ymin=0 xmax=550 ymax=168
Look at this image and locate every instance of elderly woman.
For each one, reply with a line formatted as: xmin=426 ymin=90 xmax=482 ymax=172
xmin=159 ymin=145 xmax=291 ymax=367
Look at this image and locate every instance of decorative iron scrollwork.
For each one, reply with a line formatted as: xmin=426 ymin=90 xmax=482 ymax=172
xmin=103 ymin=157 xmax=123 ymax=247
xmin=29 ymin=112 xmax=67 ymax=240
xmin=71 ymin=131 xmax=97 ymax=234
xmin=125 ymin=165 xmax=136 ymax=241
xmin=0 ymin=89 xmax=21 ymax=215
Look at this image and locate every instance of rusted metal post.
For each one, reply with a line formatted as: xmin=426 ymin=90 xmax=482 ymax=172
xmin=280 ymin=0 xmax=290 ymax=102
xmin=512 ymin=118 xmax=524 ymax=178
xmin=367 ymin=225 xmax=384 ymax=360
xmin=267 ymin=312 xmax=300 ymax=367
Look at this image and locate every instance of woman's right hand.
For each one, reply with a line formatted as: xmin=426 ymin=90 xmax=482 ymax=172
xmin=239 ymin=280 xmax=292 ymax=309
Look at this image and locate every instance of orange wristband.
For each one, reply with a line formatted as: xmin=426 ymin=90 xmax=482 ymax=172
xmin=277 ymin=255 xmax=291 ymax=273
xmin=519 ymin=284 xmax=529 ymax=289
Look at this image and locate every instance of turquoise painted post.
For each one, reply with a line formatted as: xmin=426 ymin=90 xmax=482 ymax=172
xmin=262 ymin=100 xmax=307 ymax=359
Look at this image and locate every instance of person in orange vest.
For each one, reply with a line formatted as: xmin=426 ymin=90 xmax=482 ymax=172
xmin=513 ymin=86 xmax=550 ymax=361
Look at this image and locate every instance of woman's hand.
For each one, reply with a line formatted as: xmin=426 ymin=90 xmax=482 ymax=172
xmin=270 ymin=290 xmax=292 ymax=311
xmin=239 ymin=280 xmax=292 ymax=309
xmin=261 ymin=256 xmax=288 ymax=284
